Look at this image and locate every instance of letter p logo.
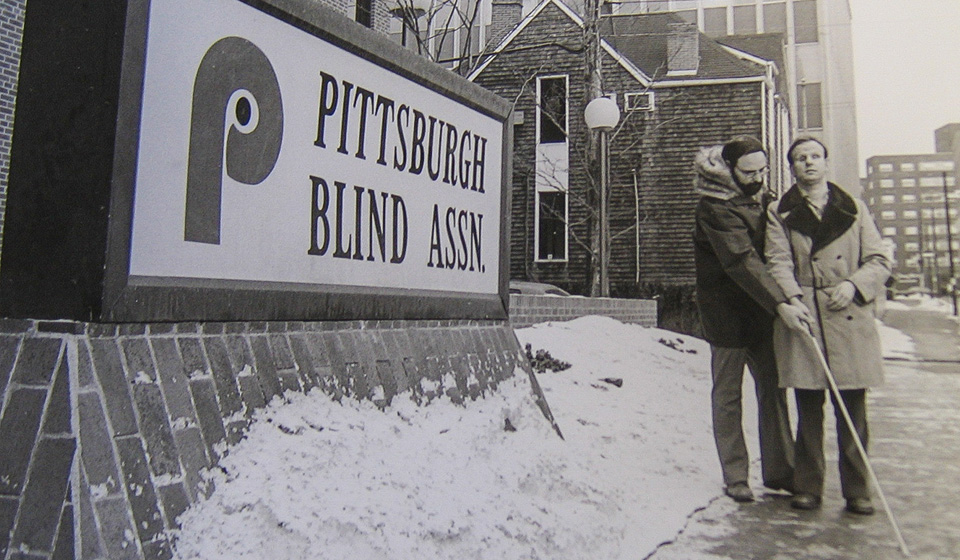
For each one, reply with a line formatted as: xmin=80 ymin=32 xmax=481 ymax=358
xmin=184 ymin=37 xmax=283 ymax=244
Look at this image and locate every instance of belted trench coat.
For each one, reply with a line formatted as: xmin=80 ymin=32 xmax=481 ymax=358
xmin=765 ymin=183 xmax=891 ymax=390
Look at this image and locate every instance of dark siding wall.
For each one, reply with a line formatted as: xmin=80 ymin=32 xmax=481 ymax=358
xmin=474 ymin=3 xmax=596 ymax=294
xmin=619 ymin=82 xmax=764 ymax=287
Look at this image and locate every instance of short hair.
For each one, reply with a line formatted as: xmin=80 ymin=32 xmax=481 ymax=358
xmin=721 ymin=135 xmax=766 ymax=169
xmin=787 ymin=136 xmax=828 ymax=164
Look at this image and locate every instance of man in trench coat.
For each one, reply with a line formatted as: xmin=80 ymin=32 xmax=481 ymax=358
xmin=693 ymin=136 xmax=811 ymax=503
xmin=765 ymin=136 xmax=891 ymax=515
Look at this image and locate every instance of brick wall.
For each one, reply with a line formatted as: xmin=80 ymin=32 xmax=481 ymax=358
xmin=0 ymin=1 xmax=25 ymax=256
xmin=509 ymin=294 xmax=657 ymax=328
xmin=0 ymin=318 xmax=541 ymax=560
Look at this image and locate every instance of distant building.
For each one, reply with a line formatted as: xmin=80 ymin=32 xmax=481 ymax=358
xmin=469 ymin=0 xmax=787 ymax=294
xmin=863 ymin=140 xmax=960 ymax=293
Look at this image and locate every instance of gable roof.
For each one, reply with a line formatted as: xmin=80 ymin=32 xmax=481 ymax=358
xmin=716 ymin=33 xmax=785 ymax=76
xmin=600 ymin=13 xmax=769 ymax=83
xmin=469 ymin=0 xmax=771 ymax=86
xmin=468 ymin=0 xmax=652 ymax=85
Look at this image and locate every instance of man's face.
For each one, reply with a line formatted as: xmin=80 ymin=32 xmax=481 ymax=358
xmin=732 ymin=151 xmax=768 ymax=195
xmin=790 ymin=141 xmax=827 ymax=186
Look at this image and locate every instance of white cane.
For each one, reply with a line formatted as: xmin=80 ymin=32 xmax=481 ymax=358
xmin=802 ymin=328 xmax=911 ymax=557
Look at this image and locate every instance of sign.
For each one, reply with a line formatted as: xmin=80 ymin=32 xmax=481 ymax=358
xmin=129 ymin=0 xmax=504 ymax=297
xmin=0 ymin=0 xmax=511 ymax=322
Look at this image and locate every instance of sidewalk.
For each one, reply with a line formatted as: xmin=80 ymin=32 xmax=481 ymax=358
xmin=646 ymin=305 xmax=960 ymax=560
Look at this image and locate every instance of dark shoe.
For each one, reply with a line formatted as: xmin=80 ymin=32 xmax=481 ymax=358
xmin=764 ymin=479 xmax=794 ymax=494
xmin=725 ymin=483 xmax=755 ymax=503
xmin=791 ymin=493 xmax=822 ymax=510
xmin=845 ymin=498 xmax=875 ymax=515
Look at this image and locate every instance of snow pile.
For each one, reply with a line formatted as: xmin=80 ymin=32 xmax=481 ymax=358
xmin=171 ymin=316 xmax=720 ymax=560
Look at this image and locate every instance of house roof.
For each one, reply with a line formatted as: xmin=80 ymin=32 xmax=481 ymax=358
xmin=600 ymin=12 xmax=769 ymax=83
xmin=470 ymin=0 xmax=771 ymax=86
xmin=469 ymin=0 xmax=652 ymax=85
xmin=716 ymin=33 xmax=785 ymax=76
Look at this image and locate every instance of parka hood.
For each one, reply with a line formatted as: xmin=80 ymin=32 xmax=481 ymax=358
xmin=693 ymin=145 xmax=742 ymax=200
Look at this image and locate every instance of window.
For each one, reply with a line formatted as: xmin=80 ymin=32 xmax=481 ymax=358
xmin=704 ymin=7 xmax=727 ymax=37
xmin=762 ymin=2 xmax=786 ymax=34
xmin=921 ymin=193 xmax=945 ymax=203
xmin=878 ymin=163 xmax=894 ymax=172
xmin=793 ymin=0 xmax=818 ymax=43
xmin=901 ymin=163 xmax=916 ymax=171
xmin=919 ymin=161 xmax=955 ymax=171
xmin=905 ymin=242 xmax=919 ymax=252
xmin=675 ymin=10 xmax=697 ymax=24
xmin=920 ymin=176 xmax=946 ymax=187
xmin=797 ymin=83 xmax=822 ymax=129
xmin=881 ymin=210 xmax=896 ymax=220
xmin=902 ymin=178 xmax=917 ymax=187
xmin=879 ymin=179 xmax=894 ymax=188
xmin=537 ymin=190 xmax=567 ymax=261
xmin=538 ymin=77 xmax=567 ymax=144
xmin=881 ymin=195 xmax=896 ymax=204
xmin=882 ymin=227 xmax=897 ymax=236
xmin=625 ymin=92 xmax=655 ymax=112
xmin=355 ymin=0 xmax=372 ymax=28
xmin=905 ymin=227 xmax=919 ymax=236
xmin=902 ymin=194 xmax=917 ymax=203
xmin=904 ymin=210 xmax=918 ymax=220
xmin=733 ymin=5 xmax=757 ymax=34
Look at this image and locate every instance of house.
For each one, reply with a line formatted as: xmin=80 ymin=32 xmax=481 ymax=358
xmin=469 ymin=0 xmax=788 ymax=297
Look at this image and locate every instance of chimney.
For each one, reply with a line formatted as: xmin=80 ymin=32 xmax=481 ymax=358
xmin=667 ymin=21 xmax=699 ymax=75
xmin=489 ymin=0 xmax=523 ymax=48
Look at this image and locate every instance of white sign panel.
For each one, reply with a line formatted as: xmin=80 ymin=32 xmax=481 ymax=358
xmin=129 ymin=0 xmax=503 ymax=296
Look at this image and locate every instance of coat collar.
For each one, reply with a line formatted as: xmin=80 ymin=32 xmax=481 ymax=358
xmin=777 ymin=182 xmax=858 ymax=253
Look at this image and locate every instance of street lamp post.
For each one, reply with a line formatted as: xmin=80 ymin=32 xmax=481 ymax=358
xmin=584 ymin=95 xmax=621 ymax=297
xmin=943 ymin=171 xmax=957 ymax=315
xmin=384 ymin=0 xmax=430 ymax=52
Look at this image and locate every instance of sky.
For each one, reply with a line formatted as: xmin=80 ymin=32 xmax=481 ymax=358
xmin=849 ymin=0 xmax=960 ymax=161
xmin=169 ymin=309 xmax=921 ymax=559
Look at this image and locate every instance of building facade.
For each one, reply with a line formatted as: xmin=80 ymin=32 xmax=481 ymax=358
xmin=470 ymin=0 xmax=787 ymax=294
xmin=568 ymin=0 xmax=861 ymax=193
xmin=863 ymin=150 xmax=960 ymax=293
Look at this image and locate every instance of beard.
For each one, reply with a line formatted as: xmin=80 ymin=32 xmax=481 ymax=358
xmin=737 ymin=179 xmax=763 ymax=197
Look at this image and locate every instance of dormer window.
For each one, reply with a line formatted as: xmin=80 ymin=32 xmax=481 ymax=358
xmin=625 ymin=92 xmax=655 ymax=112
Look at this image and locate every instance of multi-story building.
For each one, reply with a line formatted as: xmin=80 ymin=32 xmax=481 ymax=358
xmin=863 ymin=147 xmax=960 ymax=294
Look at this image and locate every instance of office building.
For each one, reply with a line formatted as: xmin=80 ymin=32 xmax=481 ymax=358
xmin=863 ymin=146 xmax=960 ymax=293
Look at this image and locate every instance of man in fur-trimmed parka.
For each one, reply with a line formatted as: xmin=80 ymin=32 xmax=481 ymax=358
xmin=693 ymin=136 xmax=811 ymax=503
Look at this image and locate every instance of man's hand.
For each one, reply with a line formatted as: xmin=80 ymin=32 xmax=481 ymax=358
xmin=826 ymin=281 xmax=857 ymax=311
xmin=777 ymin=299 xmax=813 ymax=333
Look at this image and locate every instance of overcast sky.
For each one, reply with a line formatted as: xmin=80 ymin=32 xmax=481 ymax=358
xmin=850 ymin=0 xmax=960 ymax=165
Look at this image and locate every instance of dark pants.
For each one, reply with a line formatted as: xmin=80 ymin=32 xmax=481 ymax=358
xmin=710 ymin=337 xmax=794 ymax=487
xmin=794 ymin=388 xmax=870 ymax=499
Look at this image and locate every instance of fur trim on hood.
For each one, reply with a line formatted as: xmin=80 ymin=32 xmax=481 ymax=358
xmin=693 ymin=145 xmax=741 ymax=200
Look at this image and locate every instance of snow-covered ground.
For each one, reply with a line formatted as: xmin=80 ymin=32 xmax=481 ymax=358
xmin=171 ymin=308 xmax=920 ymax=560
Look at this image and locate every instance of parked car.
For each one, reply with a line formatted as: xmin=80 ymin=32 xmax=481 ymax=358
xmin=508 ymin=280 xmax=571 ymax=297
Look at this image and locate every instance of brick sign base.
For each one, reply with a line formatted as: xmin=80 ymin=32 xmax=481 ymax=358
xmin=0 ymin=318 xmax=544 ymax=560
